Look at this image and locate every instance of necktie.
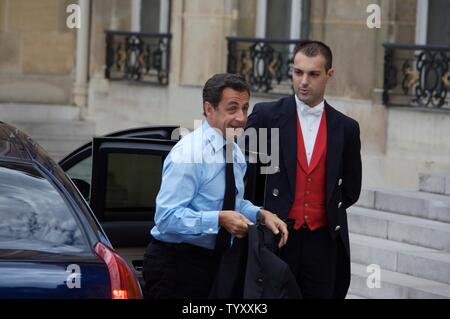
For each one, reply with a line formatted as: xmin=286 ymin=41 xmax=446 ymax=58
xmin=214 ymin=143 xmax=235 ymax=257
xmin=300 ymin=105 xmax=323 ymax=117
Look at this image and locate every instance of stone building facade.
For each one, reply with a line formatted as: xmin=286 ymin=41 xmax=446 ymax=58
xmin=0 ymin=0 xmax=449 ymax=188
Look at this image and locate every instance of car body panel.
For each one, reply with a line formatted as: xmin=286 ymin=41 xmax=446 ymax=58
xmin=0 ymin=122 xmax=118 ymax=298
xmin=0 ymin=250 xmax=110 ymax=299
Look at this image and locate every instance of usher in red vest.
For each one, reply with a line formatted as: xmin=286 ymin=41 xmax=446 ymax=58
xmin=288 ymin=111 xmax=328 ymax=230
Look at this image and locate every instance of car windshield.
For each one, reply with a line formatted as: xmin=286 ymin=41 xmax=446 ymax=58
xmin=0 ymin=161 xmax=89 ymax=254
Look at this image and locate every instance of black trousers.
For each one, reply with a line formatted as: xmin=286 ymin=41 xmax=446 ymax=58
xmin=142 ymin=240 xmax=218 ymax=299
xmin=280 ymin=224 xmax=338 ymax=299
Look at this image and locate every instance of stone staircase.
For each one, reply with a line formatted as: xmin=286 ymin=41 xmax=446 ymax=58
xmin=348 ymin=173 xmax=450 ymax=299
xmin=0 ymin=103 xmax=95 ymax=161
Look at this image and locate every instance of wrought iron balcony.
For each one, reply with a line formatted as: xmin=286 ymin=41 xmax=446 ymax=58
xmin=383 ymin=43 xmax=450 ymax=110
xmin=227 ymin=37 xmax=304 ymax=95
xmin=105 ymin=31 xmax=172 ymax=85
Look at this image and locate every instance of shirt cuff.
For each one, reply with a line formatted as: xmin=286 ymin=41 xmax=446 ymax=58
xmin=242 ymin=205 xmax=260 ymax=223
xmin=201 ymin=210 xmax=220 ymax=234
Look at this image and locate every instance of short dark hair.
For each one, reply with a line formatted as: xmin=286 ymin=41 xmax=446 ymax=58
xmin=294 ymin=40 xmax=333 ymax=72
xmin=202 ymin=73 xmax=250 ymax=116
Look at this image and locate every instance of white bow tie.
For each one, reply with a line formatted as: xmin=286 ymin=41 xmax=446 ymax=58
xmin=300 ymin=105 xmax=323 ymax=117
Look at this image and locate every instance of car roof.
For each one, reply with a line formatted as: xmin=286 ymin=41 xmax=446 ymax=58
xmin=58 ymin=125 xmax=180 ymax=165
xmin=0 ymin=121 xmax=35 ymax=162
xmin=0 ymin=121 xmax=59 ymax=170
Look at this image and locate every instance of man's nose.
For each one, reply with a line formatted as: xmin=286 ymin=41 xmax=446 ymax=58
xmin=235 ymin=109 xmax=247 ymax=123
xmin=301 ymin=75 xmax=309 ymax=86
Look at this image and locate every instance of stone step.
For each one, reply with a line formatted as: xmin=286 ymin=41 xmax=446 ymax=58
xmin=345 ymin=294 xmax=366 ymax=299
xmin=349 ymin=262 xmax=450 ymax=299
xmin=0 ymin=103 xmax=79 ymax=122
xmin=348 ymin=206 xmax=450 ymax=251
xmin=419 ymin=173 xmax=450 ymax=196
xmin=9 ymin=120 xmax=95 ymax=138
xmin=356 ymin=189 xmax=376 ymax=208
xmin=350 ymin=233 xmax=450 ymax=284
xmin=355 ymin=188 xmax=450 ymax=223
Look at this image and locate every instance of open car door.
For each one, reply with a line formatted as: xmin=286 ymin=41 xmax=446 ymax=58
xmin=89 ymin=137 xmax=177 ymax=287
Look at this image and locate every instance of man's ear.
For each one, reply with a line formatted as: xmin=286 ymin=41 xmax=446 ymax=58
xmin=327 ymin=67 xmax=334 ymax=80
xmin=204 ymin=102 xmax=214 ymax=118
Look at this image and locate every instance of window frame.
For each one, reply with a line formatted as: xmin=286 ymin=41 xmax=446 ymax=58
xmin=90 ymin=137 xmax=176 ymax=222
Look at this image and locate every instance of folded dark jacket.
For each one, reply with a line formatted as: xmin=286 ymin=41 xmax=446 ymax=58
xmin=210 ymin=224 xmax=302 ymax=299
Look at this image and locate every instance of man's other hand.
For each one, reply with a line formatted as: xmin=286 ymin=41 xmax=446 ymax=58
xmin=219 ymin=210 xmax=254 ymax=238
xmin=259 ymin=209 xmax=289 ymax=248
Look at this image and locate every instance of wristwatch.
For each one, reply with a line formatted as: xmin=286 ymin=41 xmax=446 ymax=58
xmin=256 ymin=210 xmax=265 ymax=225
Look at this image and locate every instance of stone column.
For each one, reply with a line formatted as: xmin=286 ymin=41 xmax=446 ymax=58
xmin=131 ymin=0 xmax=141 ymax=32
xmin=415 ymin=0 xmax=428 ymax=44
xmin=290 ymin=0 xmax=302 ymax=39
xmin=172 ymin=0 xmax=240 ymax=86
xmin=73 ymin=0 xmax=91 ymax=119
xmin=160 ymin=0 xmax=170 ymax=33
xmin=255 ymin=0 xmax=267 ymax=37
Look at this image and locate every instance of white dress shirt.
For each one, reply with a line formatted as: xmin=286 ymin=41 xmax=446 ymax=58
xmin=295 ymin=96 xmax=325 ymax=165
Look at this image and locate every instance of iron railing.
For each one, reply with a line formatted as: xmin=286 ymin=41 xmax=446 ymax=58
xmin=105 ymin=31 xmax=172 ymax=85
xmin=227 ymin=37 xmax=306 ymax=95
xmin=383 ymin=43 xmax=450 ymax=110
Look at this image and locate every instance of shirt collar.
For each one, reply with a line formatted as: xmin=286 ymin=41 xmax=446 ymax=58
xmin=295 ymin=95 xmax=325 ymax=117
xmin=202 ymin=121 xmax=226 ymax=154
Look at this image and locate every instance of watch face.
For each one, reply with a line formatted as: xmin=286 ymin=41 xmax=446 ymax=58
xmin=257 ymin=210 xmax=263 ymax=224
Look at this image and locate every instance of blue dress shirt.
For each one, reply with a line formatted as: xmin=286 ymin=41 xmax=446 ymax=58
xmin=150 ymin=121 xmax=260 ymax=250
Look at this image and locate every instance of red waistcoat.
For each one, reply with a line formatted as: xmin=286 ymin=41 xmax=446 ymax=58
xmin=288 ymin=111 xmax=328 ymax=230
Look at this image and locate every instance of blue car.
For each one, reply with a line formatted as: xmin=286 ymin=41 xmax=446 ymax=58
xmin=0 ymin=122 xmax=142 ymax=299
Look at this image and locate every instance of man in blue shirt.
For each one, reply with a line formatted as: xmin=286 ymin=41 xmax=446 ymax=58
xmin=143 ymin=73 xmax=288 ymax=299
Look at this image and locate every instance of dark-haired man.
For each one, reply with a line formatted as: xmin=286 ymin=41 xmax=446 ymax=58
xmin=143 ymin=73 xmax=288 ymax=299
xmin=246 ymin=41 xmax=362 ymax=299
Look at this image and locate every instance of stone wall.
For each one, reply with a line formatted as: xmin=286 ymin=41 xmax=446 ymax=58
xmin=309 ymin=0 xmax=417 ymax=101
xmin=89 ymin=0 xmax=132 ymax=78
xmin=0 ymin=0 xmax=75 ymax=104
xmin=170 ymin=0 xmax=239 ymax=86
xmin=236 ymin=0 xmax=257 ymax=37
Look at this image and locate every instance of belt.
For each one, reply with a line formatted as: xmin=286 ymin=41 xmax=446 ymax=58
xmin=152 ymin=239 xmax=215 ymax=257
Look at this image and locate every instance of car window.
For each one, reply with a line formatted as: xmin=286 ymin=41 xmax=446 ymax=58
xmin=66 ymin=155 xmax=92 ymax=185
xmin=104 ymin=153 xmax=163 ymax=221
xmin=0 ymin=162 xmax=89 ymax=254
xmin=65 ymin=156 xmax=92 ymax=193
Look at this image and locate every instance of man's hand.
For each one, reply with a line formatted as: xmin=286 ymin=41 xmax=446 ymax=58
xmin=219 ymin=210 xmax=254 ymax=238
xmin=259 ymin=209 xmax=289 ymax=248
